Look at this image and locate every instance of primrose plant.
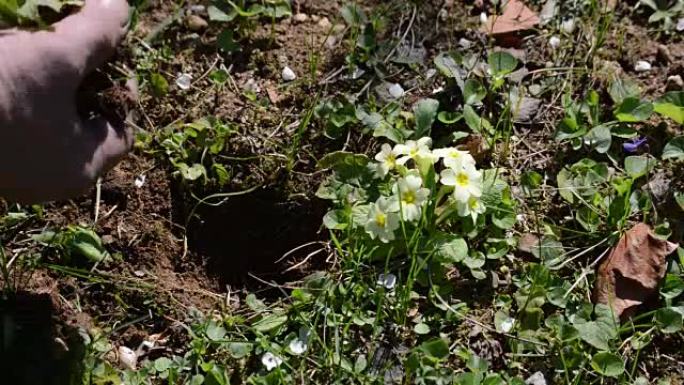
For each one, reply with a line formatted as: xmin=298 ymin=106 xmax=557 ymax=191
xmin=318 ymin=135 xmax=516 ymax=284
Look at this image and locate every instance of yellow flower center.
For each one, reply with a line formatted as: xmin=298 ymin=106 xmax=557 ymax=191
xmin=409 ymin=148 xmax=419 ymax=158
xmin=456 ymin=173 xmax=470 ymax=186
xmin=449 ymin=151 xmax=461 ymax=159
xmin=469 ymin=198 xmax=479 ymax=210
xmin=403 ymin=190 xmax=416 ymax=204
xmin=385 ymin=154 xmax=396 ymax=167
xmin=375 ymin=212 xmax=387 ymax=227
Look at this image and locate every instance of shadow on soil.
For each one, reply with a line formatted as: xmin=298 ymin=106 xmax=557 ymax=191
xmin=178 ymin=187 xmax=328 ymax=286
xmin=0 ymin=291 xmax=84 ymax=385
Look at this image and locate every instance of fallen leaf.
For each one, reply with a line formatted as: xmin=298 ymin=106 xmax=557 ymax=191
xmin=266 ymin=85 xmax=280 ymax=105
xmin=482 ymin=0 xmax=540 ymax=36
xmin=594 ymin=223 xmax=679 ymax=319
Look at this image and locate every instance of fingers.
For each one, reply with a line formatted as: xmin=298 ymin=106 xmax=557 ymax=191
xmin=82 ymin=116 xmax=134 ymax=181
xmin=52 ymin=0 xmax=130 ymax=77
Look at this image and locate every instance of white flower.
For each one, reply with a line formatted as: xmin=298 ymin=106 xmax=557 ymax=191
xmin=289 ymin=339 xmax=307 ymax=355
xmin=549 ymin=36 xmax=560 ymax=49
xmin=440 ymin=163 xmax=482 ymax=203
xmin=500 ymin=317 xmax=515 ymax=333
xmin=394 ymin=137 xmax=435 ymax=165
xmin=261 ymin=352 xmax=283 ymax=371
xmin=377 ymin=273 xmax=397 ymax=290
xmin=390 ymin=172 xmax=430 ymax=222
xmin=388 ymin=83 xmax=405 ymax=98
xmin=456 ymin=196 xmax=486 ymax=222
xmin=374 ymin=144 xmax=399 ymax=177
xmin=176 ymin=73 xmax=192 ymax=90
xmin=365 ymin=197 xmax=400 ymax=243
xmin=282 ymin=66 xmax=297 ymax=81
xmin=433 ymin=147 xmax=476 ymax=170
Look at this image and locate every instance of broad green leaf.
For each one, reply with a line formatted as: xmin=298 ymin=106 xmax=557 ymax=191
xmin=217 ymin=29 xmax=239 ymax=52
xmin=208 ymin=3 xmax=237 ymax=21
xmin=434 ymin=52 xmax=465 ymax=82
xmin=455 ymin=372 xmax=482 ymax=385
xmin=179 ymin=163 xmax=205 ymax=181
xmin=463 ymin=79 xmax=486 ymax=105
xmin=206 ymin=322 xmax=227 ymax=341
xmin=556 ymin=168 xmax=575 ymax=203
xmin=317 ymin=151 xmax=369 ymax=169
xmin=228 ymin=342 xmax=252 ymax=358
xmin=656 ymin=307 xmax=683 ymax=333
xmin=614 ymin=97 xmax=653 ymax=122
xmin=433 ymin=232 xmax=468 ymax=263
xmin=252 ymin=313 xmax=288 ymax=332
xmin=323 ymin=210 xmax=347 ymax=230
xmin=609 ymin=78 xmax=641 ymax=104
xmin=340 ymin=3 xmax=366 ymax=25
xmin=437 ymin=111 xmax=462 ymax=124
xmin=654 ymin=91 xmax=684 ymax=124
xmin=463 ymin=105 xmax=492 ymax=134
xmin=150 ymin=72 xmax=169 ymax=97
xmin=662 ymin=274 xmax=684 ymax=300
xmin=488 ymin=51 xmax=518 ymax=76
xmin=154 ymin=357 xmax=173 ymax=372
xmin=624 ymin=156 xmax=654 ymax=179
xmin=574 ymin=321 xmax=611 ymax=350
xmin=663 ymin=136 xmax=684 ymax=160
xmin=418 ymin=338 xmax=450 ymax=359
xmin=591 ymin=352 xmax=624 ymax=378
xmin=414 ymin=323 xmax=430 ymax=334
xmin=585 ymin=125 xmax=612 ymax=153
xmin=413 ymin=98 xmax=439 ymax=137
xmin=555 ymin=116 xmax=586 ymax=141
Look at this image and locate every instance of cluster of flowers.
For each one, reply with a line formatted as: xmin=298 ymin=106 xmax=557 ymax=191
xmin=365 ymin=137 xmax=484 ymax=243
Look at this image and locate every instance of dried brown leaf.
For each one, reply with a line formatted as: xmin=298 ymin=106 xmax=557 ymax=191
xmin=594 ymin=223 xmax=679 ymax=319
xmin=482 ymin=0 xmax=540 ymax=35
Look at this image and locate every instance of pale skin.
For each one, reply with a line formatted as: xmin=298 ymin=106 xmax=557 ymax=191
xmin=0 ymin=0 xmax=131 ymax=203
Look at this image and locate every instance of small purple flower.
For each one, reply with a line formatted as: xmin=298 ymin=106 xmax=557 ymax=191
xmin=623 ymin=137 xmax=647 ymax=153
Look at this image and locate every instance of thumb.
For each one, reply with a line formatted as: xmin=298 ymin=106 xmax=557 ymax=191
xmin=82 ymin=116 xmax=134 ymax=181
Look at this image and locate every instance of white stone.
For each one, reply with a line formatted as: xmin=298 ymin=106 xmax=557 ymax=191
xmin=118 ymin=346 xmax=137 ymax=370
xmin=388 ymin=83 xmax=405 ymax=99
xmin=282 ymin=66 xmax=297 ymax=82
xmin=561 ymin=18 xmax=575 ymax=33
xmin=479 ymin=12 xmax=488 ymax=24
xmin=175 ymin=73 xmax=192 ymax=90
xmin=458 ymin=38 xmax=473 ymax=49
xmin=317 ymin=17 xmax=332 ymax=29
xmin=134 ymin=174 xmax=146 ymax=188
xmin=634 ymin=60 xmax=652 ymax=72
xmin=377 ymin=273 xmax=397 ymax=290
xmin=292 ymin=13 xmax=308 ymax=23
xmin=677 ymin=18 xmax=684 ymax=31
xmin=549 ymin=36 xmax=560 ymax=49
xmin=525 ymin=372 xmax=547 ymax=385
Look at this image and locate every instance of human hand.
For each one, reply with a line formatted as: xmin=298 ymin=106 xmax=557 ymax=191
xmin=0 ymin=0 xmax=132 ymax=203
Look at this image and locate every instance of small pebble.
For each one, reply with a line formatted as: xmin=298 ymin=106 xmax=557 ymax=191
xmin=175 ymin=73 xmax=192 ymax=90
xmin=634 ymin=60 xmax=652 ymax=72
xmin=549 ymin=36 xmax=560 ymax=49
xmin=677 ymin=18 xmax=684 ymax=31
xmin=243 ymin=78 xmax=260 ymax=93
xmin=134 ymin=174 xmax=146 ymax=188
xmin=317 ymin=17 xmax=332 ymax=29
xmin=525 ymin=372 xmax=547 ymax=385
xmin=458 ymin=38 xmax=472 ymax=49
xmin=479 ymin=12 xmax=488 ymax=24
xmin=311 ymin=14 xmax=320 ymax=22
xmin=186 ymin=15 xmax=208 ymax=31
xmin=189 ymin=5 xmax=205 ymax=13
xmin=325 ymin=35 xmax=338 ymax=49
xmin=118 ymin=346 xmax=137 ymax=370
xmin=292 ymin=13 xmax=308 ymax=23
xmin=561 ymin=17 xmax=575 ymax=33
xmin=666 ymin=75 xmax=684 ymax=91
xmin=282 ymin=66 xmax=297 ymax=82
xmin=388 ymin=83 xmax=405 ymax=99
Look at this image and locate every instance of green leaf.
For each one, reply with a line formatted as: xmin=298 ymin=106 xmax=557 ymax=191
xmin=227 ymin=342 xmax=252 ymax=358
xmin=463 ymin=105 xmax=492 ymax=134
xmin=206 ymin=322 xmax=227 ymax=341
xmin=614 ymin=97 xmax=653 ymax=122
xmin=150 ymin=73 xmax=169 ymax=97
xmin=463 ymin=79 xmax=486 ymax=105
xmin=245 ymin=293 xmax=267 ymax=312
xmin=434 ymin=52 xmax=465 ymax=82
xmin=556 ymin=168 xmax=575 ymax=203
xmin=624 ymin=156 xmax=654 ymax=179
xmin=585 ymin=125 xmax=612 ymax=153
xmin=323 ymin=210 xmax=348 ymax=230
xmin=609 ymin=78 xmax=641 ymax=104
xmin=663 ymin=136 xmax=684 ymax=160
xmin=154 ymin=357 xmax=173 ymax=372
xmin=575 ymin=321 xmax=611 ymax=350
xmin=433 ymin=233 xmax=468 ymax=263
xmin=178 ymin=163 xmax=206 ymax=181
xmin=654 ymin=91 xmax=684 ymax=124
xmin=437 ymin=111 xmax=462 ymax=124
xmin=591 ymin=352 xmax=624 ymax=378
xmin=217 ymin=29 xmax=239 ymax=53
xmin=340 ymin=3 xmax=367 ymax=25
xmin=662 ymin=274 xmax=684 ymax=300
xmin=656 ymin=307 xmax=683 ymax=333
xmin=208 ymin=3 xmax=236 ymax=22
xmin=414 ymin=323 xmax=430 ymax=335
xmin=317 ymin=151 xmax=369 ymax=170
xmin=488 ymin=51 xmax=518 ymax=76
xmin=413 ymin=98 xmax=439 ymax=138
xmin=418 ymin=338 xmax=450 ymax=359
xmin=253 ymin=313 xmax=288 ymax=332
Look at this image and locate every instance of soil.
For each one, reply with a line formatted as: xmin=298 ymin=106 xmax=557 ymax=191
xmin=0 ymin=0 xmax=683 ymax=383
